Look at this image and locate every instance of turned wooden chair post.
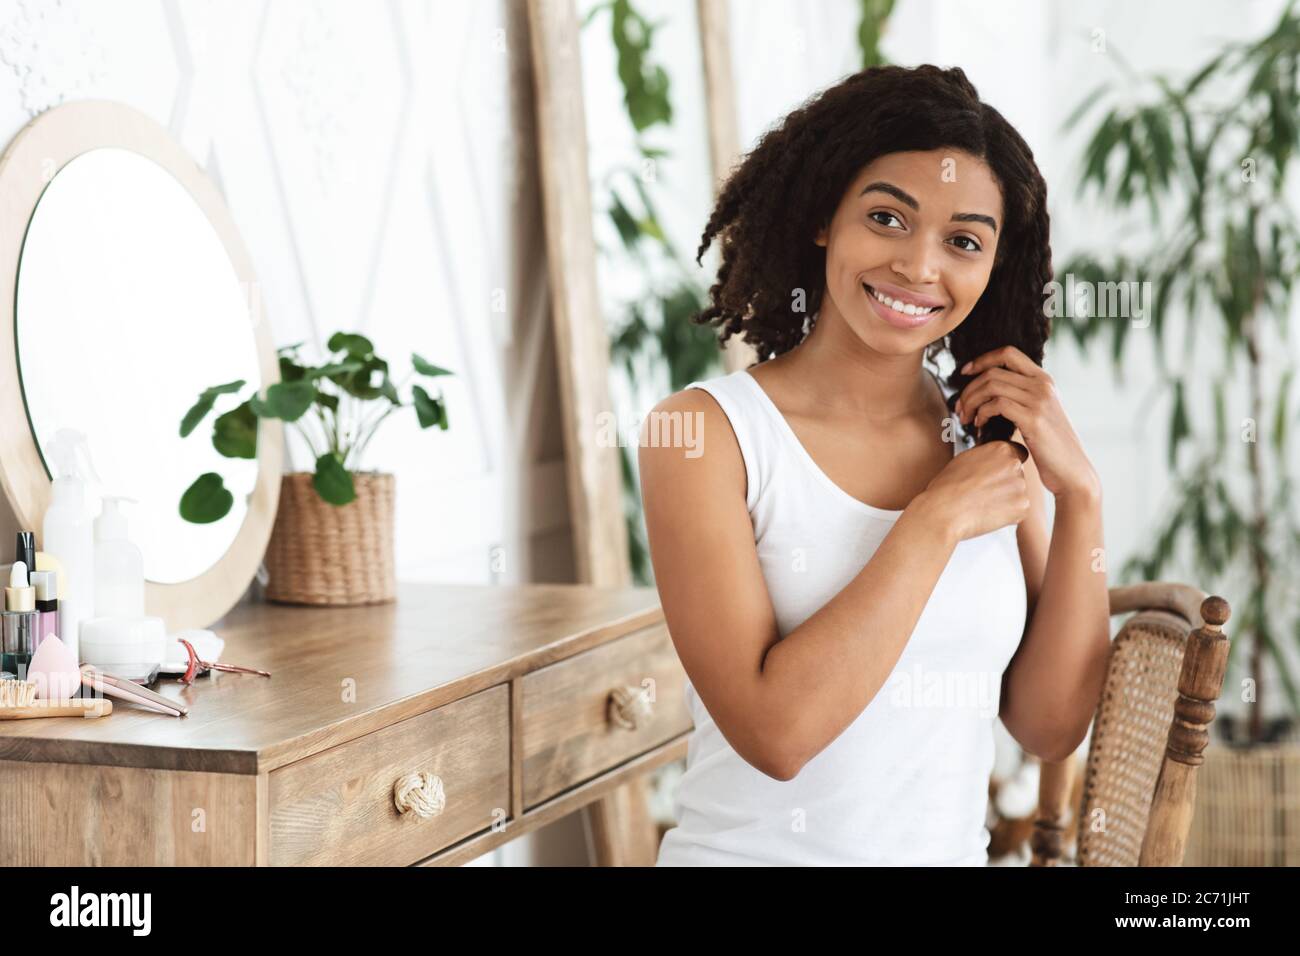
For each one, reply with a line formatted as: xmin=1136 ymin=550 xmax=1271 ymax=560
xmin=1030 ymin=756 xmax=1076 ymax=866
xmin=1138 ymin=596 xmax=1231 ymax=865
xmin=1029 ymin=584 xmax=1231 ymax=867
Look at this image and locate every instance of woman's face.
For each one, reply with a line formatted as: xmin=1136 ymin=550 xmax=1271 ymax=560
xmin=815 ymin=149 xmax=1003 ymax=354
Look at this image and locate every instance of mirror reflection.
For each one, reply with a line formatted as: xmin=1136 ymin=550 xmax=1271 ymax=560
xmin=15 ymin=146 xmax=262 ymax=584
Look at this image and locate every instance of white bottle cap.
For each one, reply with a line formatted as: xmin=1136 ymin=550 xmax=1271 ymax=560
xmin=5 ymin=560 xmax=35 ymax=612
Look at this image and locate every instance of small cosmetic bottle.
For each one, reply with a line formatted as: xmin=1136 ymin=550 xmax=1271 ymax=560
xmin=2 ymin=560 xmax=37 ymax=677
xmin=14 ymin=530 xmax=35 ymax=575
xmin=29 ymin=569 xmax=59 ymax=655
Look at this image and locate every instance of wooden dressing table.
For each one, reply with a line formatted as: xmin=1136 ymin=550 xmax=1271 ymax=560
xmin=0 ymin=583 xmax=692 ymax=866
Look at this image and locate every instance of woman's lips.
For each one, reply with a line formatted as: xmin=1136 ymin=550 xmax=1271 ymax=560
xmin=862 ymin=282 xmax=944 ymax=329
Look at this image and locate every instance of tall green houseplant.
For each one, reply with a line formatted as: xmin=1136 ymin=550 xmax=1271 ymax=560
xmin=1060 ymin=1 xmax=1300 ymax=743
xmin=583 ymin=0 xmax=722 ymax=584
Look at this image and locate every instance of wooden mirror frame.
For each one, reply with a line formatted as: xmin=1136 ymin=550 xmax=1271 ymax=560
xmin=0 ymin=100 xmax=283 ymax=631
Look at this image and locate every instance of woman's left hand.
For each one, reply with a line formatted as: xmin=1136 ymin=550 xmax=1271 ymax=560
xmin=954 ymin=346 xmax=1100 ymax=502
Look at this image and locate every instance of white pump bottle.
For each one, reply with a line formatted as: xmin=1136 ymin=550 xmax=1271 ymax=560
xmin=93 ymin=495 xmax=144 ymax=619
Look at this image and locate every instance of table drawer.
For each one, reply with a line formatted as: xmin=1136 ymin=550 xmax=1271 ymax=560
xmin=520 ymin=622 xmax=691 ymax=808
xmin=268 ymin=685 xmax=510 ymax=865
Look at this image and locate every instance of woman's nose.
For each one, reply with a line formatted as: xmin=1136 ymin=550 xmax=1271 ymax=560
xmin=891 ymin=236 xmax=941 ymax=285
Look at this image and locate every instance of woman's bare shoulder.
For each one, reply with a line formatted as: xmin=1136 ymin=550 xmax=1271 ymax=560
xmin=637 ymin=386 xmax=746 ymax=501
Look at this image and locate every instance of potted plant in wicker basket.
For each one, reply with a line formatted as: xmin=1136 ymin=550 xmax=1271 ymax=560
xmin=177 ymin=332 xmax=452 ymax=606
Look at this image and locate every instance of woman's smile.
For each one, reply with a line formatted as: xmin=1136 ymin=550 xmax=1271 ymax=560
xmin=862 ymin=281 xmax=945 ymax=330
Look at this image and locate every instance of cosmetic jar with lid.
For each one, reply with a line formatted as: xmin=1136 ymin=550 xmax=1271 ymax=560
xmin=79 ymin=616 xmax=167 ymax=676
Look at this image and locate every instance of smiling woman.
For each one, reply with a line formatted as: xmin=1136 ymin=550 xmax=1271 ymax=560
xmin=640 ymin=64 xmax=1110 ymax=867
xmin=694 ymin=65 xmax=1052 ymax=434
xmin=853 ymin=175 xmax=997 ymax=328
xmin=821 ymin=153 xmax=1006 ymax=348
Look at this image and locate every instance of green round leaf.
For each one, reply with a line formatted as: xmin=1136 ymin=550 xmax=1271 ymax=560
xmin=212 ymin=400 xmax=258 ymax=459
xmin=339 ymin=355 xmax=388 ymax=401
xmin=180 ymin=473 xmax=234 ymax=524
xmin=327 ymin=332 xmax=374 ymax=358
xmin=263 ymin=380 xmax=316 ymax=421
xmin=313 ymin=453 xmax=356 ymax=506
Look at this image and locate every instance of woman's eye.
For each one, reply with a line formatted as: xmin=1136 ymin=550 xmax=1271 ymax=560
xmin=868 ymin=211 xmax=904 ymax=229
xmin=949 ymin=235 xmax=982 ymax=253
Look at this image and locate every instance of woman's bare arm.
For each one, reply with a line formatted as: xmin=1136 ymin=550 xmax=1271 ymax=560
xmin=956 ymin=348 xmax=1112 ymax=763
xmin=999 ymin=439 xmax=1109 ymax=761
xmin=639 ymin=388 xmax=1020 ymax=780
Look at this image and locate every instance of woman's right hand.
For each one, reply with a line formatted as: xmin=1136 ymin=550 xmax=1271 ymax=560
xmin=912 ymin=440 xmax=1030 ymax=543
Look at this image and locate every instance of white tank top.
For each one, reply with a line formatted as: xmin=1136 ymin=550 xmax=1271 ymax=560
xmin=655 ymin=367 xmax=1027 ymax=866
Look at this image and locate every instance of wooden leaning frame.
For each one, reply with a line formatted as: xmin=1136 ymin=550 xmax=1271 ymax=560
xmin=524 ymin=0 xmax=751 ymax=863
xmin=524 ymin=0 xmax=751 ymax=597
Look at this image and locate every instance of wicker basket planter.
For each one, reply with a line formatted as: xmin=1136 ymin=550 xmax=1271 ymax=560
xmin=262 ymin=471 xmax=396 ymax=606
xmin=1184 ymin=738 xmax=1300 ymax=866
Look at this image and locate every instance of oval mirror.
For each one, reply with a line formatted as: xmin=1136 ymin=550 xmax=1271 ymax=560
xmin=0 ymin=101 xmax=282 ymax=631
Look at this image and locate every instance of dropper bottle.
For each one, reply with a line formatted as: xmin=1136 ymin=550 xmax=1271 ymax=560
xmin=2 ymin=561 xmax=37 ymax=677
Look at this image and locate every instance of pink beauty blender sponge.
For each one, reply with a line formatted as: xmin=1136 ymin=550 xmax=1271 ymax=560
xmin=28 ymin=635 xmax=81 ymax=699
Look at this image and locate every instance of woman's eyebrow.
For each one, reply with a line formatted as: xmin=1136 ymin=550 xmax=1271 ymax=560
xmin=859 ymin=181 xmax=999 ymax=234
xmin=952 ymin=211 xmax=998 ymax=234
xmin=860 ymin=181 xmax=918 ymax=208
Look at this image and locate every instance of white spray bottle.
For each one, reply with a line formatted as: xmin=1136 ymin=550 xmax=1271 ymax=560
xmin=41 ymin=429 xmax=100 ymax=662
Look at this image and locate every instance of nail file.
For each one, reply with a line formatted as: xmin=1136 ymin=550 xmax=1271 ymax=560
xmin=80 ymin=666 xmax=187 ymax=717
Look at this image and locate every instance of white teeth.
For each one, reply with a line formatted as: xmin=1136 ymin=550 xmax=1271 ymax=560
xmin=866 ymin=285 xmax=937 ymax=316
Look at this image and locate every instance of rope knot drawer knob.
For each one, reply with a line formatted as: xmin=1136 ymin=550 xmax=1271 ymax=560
xmin=607 ymin=685 xmax=654 ymax=731
xmin=392 ymin=771 xmax=446 ymax=819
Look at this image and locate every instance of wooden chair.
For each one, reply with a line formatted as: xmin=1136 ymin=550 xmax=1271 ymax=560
xmin=1030 ymin=583 xmax=1231 ymax=866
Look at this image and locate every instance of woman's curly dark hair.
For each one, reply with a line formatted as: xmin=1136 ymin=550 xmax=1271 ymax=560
xmin=693 ymin=64 xmax=1052 ymax=438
